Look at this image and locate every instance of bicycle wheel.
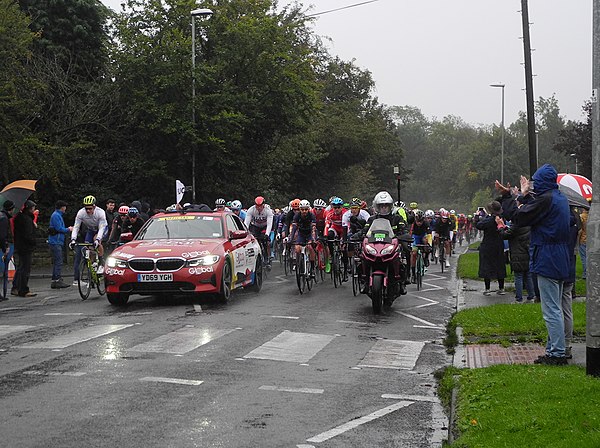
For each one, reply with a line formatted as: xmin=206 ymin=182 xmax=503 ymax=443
xmin=317 ymin=246 xmax=326 ymax=282
xmin=335 ymin=251 xmax=344 ymax=287
xmin=283 ymin=249 xmax=290 ymax=276
xmin=440 ymin=246 xmax=445 ymax=273
xmin=306 ymin=259 xmax=313 ymax=291
xmin=416 ymin=252 xmax=423 ymax=291
xmin=78 ymin=259 xmax=92 ymax=300
xmin=351 ymin=257 xmax=359 ymax=296
xmin=296 ymin=253 xmax=305 ymax=294
xmin=332 ymin=249 xmax=340 ymax=288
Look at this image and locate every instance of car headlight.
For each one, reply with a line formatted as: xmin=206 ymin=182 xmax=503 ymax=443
xmin=187 ymin=255 xmax=220 ymax=267
xmin=381 ymin=246 xmax=395 ymax=255
xmin=107 ymin=257 xmax=128 ymax=268
xmin=365 ymin=244 xmax=377 ymax=255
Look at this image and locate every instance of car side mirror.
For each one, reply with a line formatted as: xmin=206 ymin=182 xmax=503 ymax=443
xmin=230 ymin=230 xmax=248 ymax=240
xmin=120 ymin=232 xmax=133 ymax=243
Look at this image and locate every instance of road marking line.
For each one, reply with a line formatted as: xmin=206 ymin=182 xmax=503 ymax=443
xmin=17 ymin=324 xmax=134 ymax=349
xmin=297 ymin=445 xmax=315 ymax=448
xmin=274 ymin=275 xmax=290 ymax=283
xmin=396 ymin=311 xmax=438 ymax=327
xmin=244 ymin=331 xmax=336 ymax=363
xmin=336 ymin=320 xmax=375 ymax=326
xmin=423 ymin=273 xmax=445 ymax=280
xmin=413 ymin=325 xmax=445 ymax=330
xmin=0 ymin=307 xmax=25 ymax=312
xmin=381 ymin=394 xmax=438 ymax=402
xmin=44 ymin=313 xmax=84 ymax=316
xmin=358 ymin=339 xmax=425 ymax=370
xmin=139 ymin=376 xmax=203 ymax=386
xmin=270 ymin=315 xmax=299 ymax=320
xmin=0 ymin=325 xmax=36 ymax=337
xmin=129 ymin=327 xmax=236 ymax=354
xmin=259 ymin=385 xmax=324 ymax=394
xmin=306 ymin=401 xmax=414 ymax=443
xmin=23 ymin=370 xmax=86 ymax=377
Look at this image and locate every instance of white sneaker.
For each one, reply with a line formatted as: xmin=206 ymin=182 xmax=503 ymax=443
xmin=445 ymin=261 xmax=450 ymax=268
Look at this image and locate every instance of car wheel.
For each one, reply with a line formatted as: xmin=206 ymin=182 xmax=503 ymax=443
xmin=107 ymin=293 xmax=129 ymax=307
xmin=249 ymin=256 xmax=263 ymax=292
xmin=217 ymin=258 xmax=232 ymax=302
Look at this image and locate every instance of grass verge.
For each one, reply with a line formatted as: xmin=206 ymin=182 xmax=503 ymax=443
xmin=457 ymin=251 xmax=587 ymax=296
xmin=452 ymin=302 xmax=585 ymax=344
xmin=442 ymin=365 xmax=600 ymax=448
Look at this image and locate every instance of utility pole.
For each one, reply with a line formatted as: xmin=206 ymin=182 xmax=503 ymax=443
xmin=521 ymin=0 xmax=537 ymax=177
xmin=587 ymin=0 xmax=600 ymax=377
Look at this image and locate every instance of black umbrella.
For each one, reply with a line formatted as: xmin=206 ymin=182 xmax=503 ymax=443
xmin=559 ymin=184 xmax=590 ymax=210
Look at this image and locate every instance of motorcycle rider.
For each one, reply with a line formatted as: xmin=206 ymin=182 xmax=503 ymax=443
xmin=358 ymin=191 xmax=410 ymax=296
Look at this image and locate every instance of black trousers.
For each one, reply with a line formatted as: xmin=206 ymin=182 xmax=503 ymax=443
xmin=14 ymin=250 xmax=33 ymax=295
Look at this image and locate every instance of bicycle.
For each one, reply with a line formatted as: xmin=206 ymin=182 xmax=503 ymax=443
xmin=282 ymin=239 xmax=294 ymax=276
xmin=294 ymin=243 xmax=314 ymax=294
xmin=314 ymin=238 xmax=327 ymax=283
xmin=328 ymin=238 xmax=344 ymax=288
xmin=413 ymin=244 xmax=428 ymax=291
xmin=256 ymin=233 xmax=271 ymax=279
xmin=349 ymin=240 xmax=362 ymax=296
xmin=438 ymin=236 xmax=450 ymax=273
xmin=74 ymin=243 xmax=106 ymax=300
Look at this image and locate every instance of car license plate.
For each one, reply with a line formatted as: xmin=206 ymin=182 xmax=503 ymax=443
xmin=137 ymin=273 xmax=173 ymax=282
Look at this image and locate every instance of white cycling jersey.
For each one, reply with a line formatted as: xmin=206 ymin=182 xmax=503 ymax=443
xmin=244 ymin=205 xmax=274 ymax=235
xmin=71 ymin=206 xmax=108 ymax=241
xmin=342 ymin=209 xmax=371 ymax=230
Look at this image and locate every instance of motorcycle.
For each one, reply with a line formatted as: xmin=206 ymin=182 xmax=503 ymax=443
xmin=359 ymin=218 xmax=410 ymax=314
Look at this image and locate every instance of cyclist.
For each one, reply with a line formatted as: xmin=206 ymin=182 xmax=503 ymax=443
xmin=324 ymin=197 xmax=348 ymax=273
xmin=281 ymin=199 xmax=300 ymax=240
xmin=457 ymin=213 xmax=467 ymax=244
xmin=312 ymin=198 xmax=329 ymax=271
xmin=108 ymin=204 xmax=129 ymax=247
xmin=289 ymin=200 xmax=318 ymax=276
xmin=244 ymin=196 xmax=274 ymax=265
xmin=343 ymin=198 xmax=370 ymax=240
xmin=394 ymin=200 xmax=408 ymax=224
xmin=120 ymin=207 xmax=146 ymax=238
xmin=214 ymin=198 xmax=230 ymax=212
xmin=432 ymin=210 xmax=453 ymax=269
xmin=70 ymin=195 xmax=108 ymax=276
xmin=230 ymin=200 xmax=246 ymax=220
xmin=409 ymin=209 xmax=431 ymax=281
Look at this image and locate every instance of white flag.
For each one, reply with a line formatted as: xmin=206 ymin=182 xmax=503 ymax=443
xmin=176 ymin=180 xmax=185 ymax=204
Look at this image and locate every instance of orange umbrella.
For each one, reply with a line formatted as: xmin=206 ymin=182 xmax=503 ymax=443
xmin=0 ymin=179 xmax=38 ymax=210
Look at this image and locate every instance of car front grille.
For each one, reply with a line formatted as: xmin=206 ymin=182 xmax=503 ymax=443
xmin=128 ymin=259 xmax=156 ymax=272
xmin=156 ymin=258 xmax=185 ymax=271
xmin=120 ymin=282 xmax=196 ymax=293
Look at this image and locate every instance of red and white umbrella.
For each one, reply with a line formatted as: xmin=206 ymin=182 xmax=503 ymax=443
xmin=557 ymin=173 xmax=592 ymax=201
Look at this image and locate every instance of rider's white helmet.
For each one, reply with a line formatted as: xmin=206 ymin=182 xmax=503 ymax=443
xmin=299 ymin=199 xmax=311 ymax=209
xmin=373 ymin=191 xmax=394 ymax=215
xmin=425 ymin=209 xmax=435 ymax=218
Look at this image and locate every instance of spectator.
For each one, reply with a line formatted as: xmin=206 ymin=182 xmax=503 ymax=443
xmin=499 ymin=164 xmax=571 ymax=365
xmin=13 ymin=200 xmax=38 ymax=297
xmin=500 ymin=217 xmax=535 ymax=303
xmin=578 ymin=205 xmax=588 ymax=279
xmin=0 ymin=200 xmax=15 ymax=301
xmin=476 ymin=200 xmax=506 ymax=296
xmin=48 ymin=200 xmax=73 ymax=289
xmin=562 ymin=206 xmax=580 ymax=359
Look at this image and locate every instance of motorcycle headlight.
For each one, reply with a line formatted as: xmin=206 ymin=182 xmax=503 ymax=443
xmin=365 ymin=244 xmax=377 ymax=255
xmin=107 ymin=257 xmax=128 ymax=268
xmin=187 ymin=255 xmax=220 ymax=267
xmin=381 ymin=246 xmax=395 ymax=256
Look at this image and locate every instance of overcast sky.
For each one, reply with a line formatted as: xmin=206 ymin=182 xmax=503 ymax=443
xmin=101 ymin=0 xmax=592 ymax=127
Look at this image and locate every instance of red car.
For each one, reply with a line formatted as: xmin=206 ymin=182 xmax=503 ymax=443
xmin=104 ymin=210 xmax=263 ymax=306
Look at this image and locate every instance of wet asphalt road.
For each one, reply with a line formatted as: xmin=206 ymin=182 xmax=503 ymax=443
xmin=0 ymin=255 xmax=460 ymax=448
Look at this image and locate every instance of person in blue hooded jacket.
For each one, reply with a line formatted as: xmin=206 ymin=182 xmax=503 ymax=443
xmin=497 ymin=164 xmax=571 ymax=365
xmin=48 ymin=200 xmax=73 ymax=289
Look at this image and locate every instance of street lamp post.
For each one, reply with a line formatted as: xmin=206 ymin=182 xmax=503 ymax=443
xmin=393 ymin=165 xmax=400 ymax=202
xmin=570 ymin=153 xmax=578 ymax=174
xmin=490 ymin=83 xmax=505 ymax=185
xmin=191 ymin=8 xmax=213 ymax=203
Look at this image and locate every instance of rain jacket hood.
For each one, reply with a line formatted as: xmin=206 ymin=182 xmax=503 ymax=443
xmin=532 ymin=163 xmax=558 ymax=194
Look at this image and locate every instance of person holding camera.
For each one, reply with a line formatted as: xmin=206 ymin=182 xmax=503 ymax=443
xmin=48 ymin=200 xmax=73 ymax=289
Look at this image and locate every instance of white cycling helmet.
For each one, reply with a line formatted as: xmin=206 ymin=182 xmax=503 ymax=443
xmin=450 ymin=209 xmax=456 ymax=215
xmin=373 ymin=191 xmax=394 ymax=215
xmin=230 ymin=200 xmax=242 ymax=210
xmin=398 ymin=201 xmax=406 ymax=209
xmin=425 ymin=209 xmax=435 ymax=218
xmin=299 ymin=199 xmax=311 ymax=209
xmin=313 ymin=198 xmax=326 ymax=208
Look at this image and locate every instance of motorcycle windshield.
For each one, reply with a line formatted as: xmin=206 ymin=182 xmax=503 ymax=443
xmin=366 ymin=218 xmax=394 ymax=243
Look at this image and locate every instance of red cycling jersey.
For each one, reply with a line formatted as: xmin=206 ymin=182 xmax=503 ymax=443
xmin=324 ymin=208 xmax=347 ymax=236
xmin=312 ymin=208 xmax=326 ymax=234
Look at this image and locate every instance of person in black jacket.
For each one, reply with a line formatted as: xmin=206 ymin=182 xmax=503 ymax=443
xmin=13 ymin=200 xmax=37 ymax=297
xmin=476 ymin=201 xmax=506 ymax=296
xmin=500 ymin=220 xmax=535 ymax=303
xmin=0 ymin=200 xmax=15 ymax=300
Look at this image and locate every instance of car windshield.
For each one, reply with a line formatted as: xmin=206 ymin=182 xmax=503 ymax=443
xmin=136 ymin=215 xmax=224 ymax=240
